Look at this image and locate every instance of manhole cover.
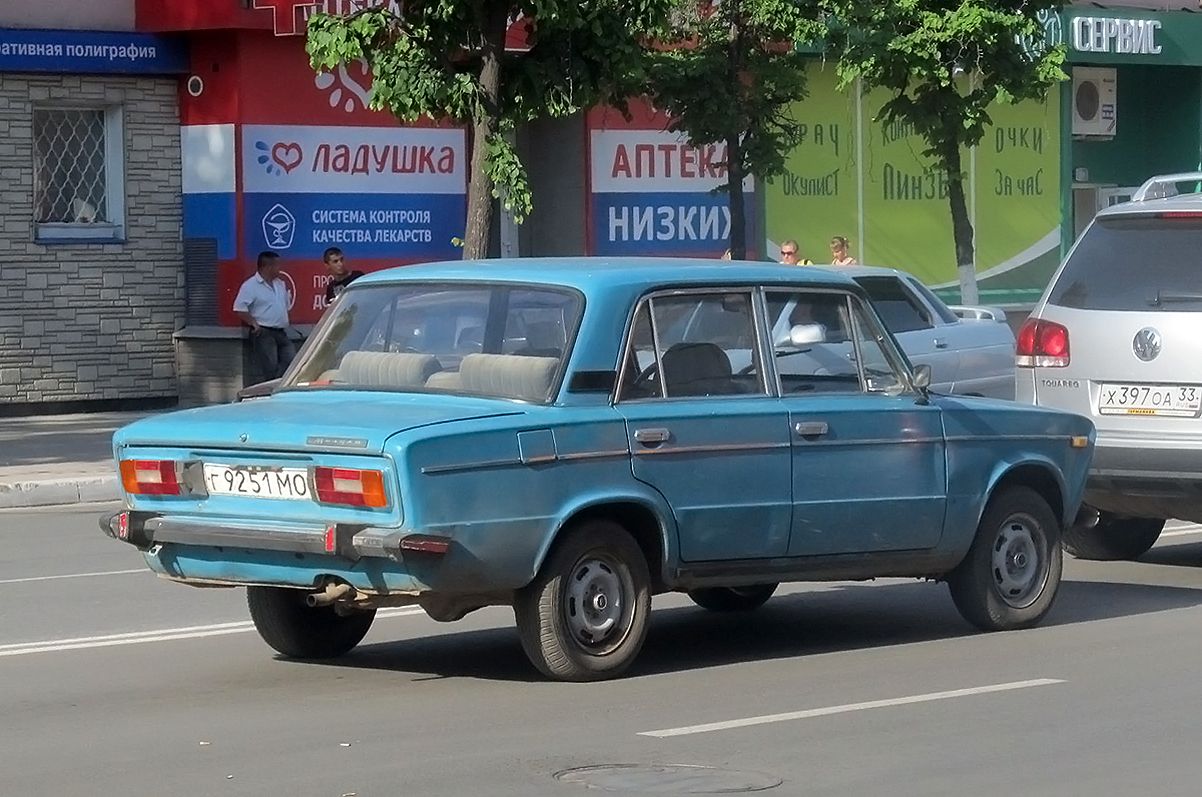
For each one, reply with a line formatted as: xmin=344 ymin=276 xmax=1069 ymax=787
xmin=554 ymin=764 xmax=782 ymax=793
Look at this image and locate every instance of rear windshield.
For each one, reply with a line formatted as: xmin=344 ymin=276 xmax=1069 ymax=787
xmin=1048 ymin=216 xmax=1202 ymax=311
xmin=283 ymin=283 xmax=582 ymax=402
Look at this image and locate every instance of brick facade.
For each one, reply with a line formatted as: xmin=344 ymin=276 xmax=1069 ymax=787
xmin=0 ymin=73 xmax=183 ymax=407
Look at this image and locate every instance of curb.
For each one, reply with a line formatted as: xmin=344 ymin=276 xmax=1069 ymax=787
xmin=0 ymin=475 xmax=119 ymax=509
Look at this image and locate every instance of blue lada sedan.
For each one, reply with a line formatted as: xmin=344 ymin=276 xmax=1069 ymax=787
xmin=102 ymin=259 xmax=1094 ymax=681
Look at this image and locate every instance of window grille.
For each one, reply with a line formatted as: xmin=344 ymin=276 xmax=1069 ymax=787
xmin=32 ymin=108 xmax=110 ymax=225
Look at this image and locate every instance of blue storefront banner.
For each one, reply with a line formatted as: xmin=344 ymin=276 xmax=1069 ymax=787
xmin=0 ymin=28 xmax=188 ymax=74
xmin=243 ymin=193 xmax=466 ymax=260
xmin=592 ymin=191 xmax=756 ymax=256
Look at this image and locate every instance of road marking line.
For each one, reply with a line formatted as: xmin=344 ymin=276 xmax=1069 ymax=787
xmin=1160 ymin=527 xmax=1202 ymax=539
xmin=0 ymin=568 xmax=148 ymax=585
xmin=0 ymin=607 xmax=426 ymax=658
xmin=638 ymin=679 xmax=1066 ymax=738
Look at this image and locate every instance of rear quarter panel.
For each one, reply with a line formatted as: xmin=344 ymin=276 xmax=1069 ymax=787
xmin=948 ymin=320 xmax=1017 ymax=399
xmin=391 ymin=408 xmax=678 ymax=591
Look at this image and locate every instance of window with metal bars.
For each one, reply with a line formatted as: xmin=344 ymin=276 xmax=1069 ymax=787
xmin=32 ymin=106 xmax=125 ymax=241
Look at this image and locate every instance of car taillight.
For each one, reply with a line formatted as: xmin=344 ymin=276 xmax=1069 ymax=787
xmin=1016 ymin=319 xmax=1070 ymax=368
xmin=313 ymin=467 xmax=388 ymax=508
xmin=119 ymin=460 xmax=182 ymax=496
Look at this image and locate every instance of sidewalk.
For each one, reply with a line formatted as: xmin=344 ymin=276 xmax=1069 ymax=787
xmin=0 ymin=411 xmax=157 ymax=509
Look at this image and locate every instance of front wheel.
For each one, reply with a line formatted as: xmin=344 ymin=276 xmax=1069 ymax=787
xmin=688 ymin=584 xmax=778 ymax=612
xmin=247 ymin=586 xmax=376 ymax=659
xmin=514 ymin=520 xmax=652 ymax=682
xmin=1062 ymin=513 xmax=1164 ymax=561
xmin=948 ymin=486 xmax=1062 ymax=632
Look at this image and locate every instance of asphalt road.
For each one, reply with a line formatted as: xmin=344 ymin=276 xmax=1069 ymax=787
xmin=3 ymin=504 xmax=1202 ymax=797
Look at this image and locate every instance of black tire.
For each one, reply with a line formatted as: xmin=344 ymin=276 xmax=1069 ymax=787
xmin=1062 ymin=513 xmax=1164 ymax=561
xmin=246 ymin=586 xmax=376 ymax=659
xmin=514 ymin=520 xmax=652 ymax=682
xmin=948 ymin=486 xmax=1063 ymax=632
xmin=687 ymin=584 xmax=778 ymax=612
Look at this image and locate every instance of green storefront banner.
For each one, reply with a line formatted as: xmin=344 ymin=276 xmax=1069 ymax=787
xmin=762 ymin=64 xmax=856 ymax=266
xmin=1055 ymin=7 xmax=1202 ymax=66
xmin=764 ymin=62 xmax=1060 ymax=305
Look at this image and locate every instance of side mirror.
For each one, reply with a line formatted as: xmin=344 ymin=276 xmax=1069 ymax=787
xmin=912 ymin=363 xmax=932 ymax=391
xmin=775 ymin=323 xmax=825 ymax=348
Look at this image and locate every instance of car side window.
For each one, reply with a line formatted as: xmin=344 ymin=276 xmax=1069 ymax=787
xmin=618 ymin=291 xmax=765 ymax=400
xmin=854 ymin=276 xmax=933 ymax=334
xmin=764 ymin=290 xmax=861 ymax=394
xmin=850 ymin=298 xmax=908 ymax=394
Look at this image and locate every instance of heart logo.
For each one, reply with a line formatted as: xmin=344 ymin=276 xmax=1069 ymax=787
xmin=271 ymin=142 xmax=303 ymax=174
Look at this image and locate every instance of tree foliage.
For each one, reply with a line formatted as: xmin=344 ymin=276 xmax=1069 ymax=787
xmin=307 ymin=1 xmax=675 ymax=258
xmin=649 ymin=0 xmax=822 ymax=259
xmin=821 ymin=1 xmax=1066 ymax=300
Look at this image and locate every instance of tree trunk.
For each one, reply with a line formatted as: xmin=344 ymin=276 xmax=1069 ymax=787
xmin=943 ymin=143 xmax=978 ymax=304
xmin=463 ymin=4 xmax=508 ymax=260
xmin=726 ymin=133 xmax=746 ymax=259
xmin=725 ymin=0 xmax=746 ymax=259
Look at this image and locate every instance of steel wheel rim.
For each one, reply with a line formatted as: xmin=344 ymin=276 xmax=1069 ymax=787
xmin=991 ymin=513 xmax=1049 ymax=609
xmin=563 ymin=553 xmax=633 ymax=655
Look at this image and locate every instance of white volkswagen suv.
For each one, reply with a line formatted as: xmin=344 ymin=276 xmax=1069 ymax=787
xmin=1019 ymin=172 xmax=1202 ymax=560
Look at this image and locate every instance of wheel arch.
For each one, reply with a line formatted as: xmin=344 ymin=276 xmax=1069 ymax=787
xmin=983 ymin=459 xmax=1068 ymax=529
xmin=536 ymin=493 xmax=678 ymax=592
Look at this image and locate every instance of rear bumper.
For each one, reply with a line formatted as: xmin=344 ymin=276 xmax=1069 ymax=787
xmin=1090 ymin=435 xmax=1202 ymax=482
xmin=1084 ymin=436 xmax=1202 ymax=519
xmin=99 ymin=511 xmax=436 ymax=559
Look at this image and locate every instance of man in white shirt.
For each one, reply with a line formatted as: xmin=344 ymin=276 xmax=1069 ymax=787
xmin=233 ymin=250 xmax=295 ymax=381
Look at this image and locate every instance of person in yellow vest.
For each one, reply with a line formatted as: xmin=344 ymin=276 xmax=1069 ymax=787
xmin=778 ymin=240 xmax=813 ymax=266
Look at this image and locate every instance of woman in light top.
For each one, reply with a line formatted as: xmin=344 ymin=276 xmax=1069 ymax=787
xmin=830 ymin=235 xmax=857 ymax=266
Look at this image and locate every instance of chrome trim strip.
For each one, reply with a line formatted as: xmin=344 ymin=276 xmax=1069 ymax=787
xmin=945 ymin=434 xmax=1080 ymax=444
xmin=633 ymin=441 xmax=791 ymax=456
xmin=422 ymin=458 xmax=523 ymax=475
xmin=556 ymin=449 xmax=630 ymax=463
xmin=796 ymin=436 xmax=943 ymax=447
xmin=422 ymin=449 xmax=630 ymax=474
xmin=145 ymin=517 xmax=329 ymax=554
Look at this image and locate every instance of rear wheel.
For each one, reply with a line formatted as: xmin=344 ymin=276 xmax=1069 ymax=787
xmin=948 ymin=486 xmax=1062 ymax=632
xmin=1062 ymin=513 xmax=1164 ymax=561
xmin=514 ymin=520 xmax=651 ymax=682
xmin=246 ymin=586 xmax=375 ymax=659
xmin=687 ymin=584 xmax=778 ymax=612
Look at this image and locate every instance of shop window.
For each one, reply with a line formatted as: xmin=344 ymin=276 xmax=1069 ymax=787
xmin=32 ymin=107 xmax=125 ymax=242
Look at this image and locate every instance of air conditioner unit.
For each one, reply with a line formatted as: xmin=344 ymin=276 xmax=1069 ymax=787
xmin=1072 ymin=67 xmax=1117 ymax=139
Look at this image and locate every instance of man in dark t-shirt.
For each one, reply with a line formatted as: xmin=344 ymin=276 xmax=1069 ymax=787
xmin=323 ymin=246 xmax=365 ymax=307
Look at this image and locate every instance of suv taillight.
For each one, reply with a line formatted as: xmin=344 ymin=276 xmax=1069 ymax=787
xmin=1016 ymin=319 xmax=1070 ymax=368
xmin=120 ymin=460 xmax=182 ymax=496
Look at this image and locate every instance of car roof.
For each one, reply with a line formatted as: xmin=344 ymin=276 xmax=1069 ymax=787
xmin=1098 ymin=192 xmax=1202 ymax=218
xmin=815 ymin=264 xmax=913 ymax=280
xmin=355 ymin=257 xmax=861 ymax=292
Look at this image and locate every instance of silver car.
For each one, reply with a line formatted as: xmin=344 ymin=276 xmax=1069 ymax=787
xmin=1018 ymin=171 xmax=1202 ymax=560
xmin=830 ymin=266 xmax=1017 ymax=399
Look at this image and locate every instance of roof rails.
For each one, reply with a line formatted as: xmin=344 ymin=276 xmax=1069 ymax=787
xmin=1131 ymin=172 xmax=1202 ymax=202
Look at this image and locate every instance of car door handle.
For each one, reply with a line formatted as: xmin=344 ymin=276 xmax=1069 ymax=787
xmin=934 ymin=338 xmax=948 ymax=349
xmin=634 ymin=428 xmax=671 ymax=445
xmin=793 ymin=421 xmax=829 ymax=437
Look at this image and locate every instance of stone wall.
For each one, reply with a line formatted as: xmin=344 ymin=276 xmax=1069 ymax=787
xmin=0 ymin=73 xmax=184 ymax=409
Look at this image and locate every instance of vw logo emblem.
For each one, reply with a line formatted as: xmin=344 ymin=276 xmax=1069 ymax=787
xmin=239 ymin=433 xmax=249 ymax=443
xmin=1133 ymin=327 xmax=1162 ymax=362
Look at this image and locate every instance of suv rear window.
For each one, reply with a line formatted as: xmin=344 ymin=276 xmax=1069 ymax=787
xmin=1048 ymin=215 xmax=1202 ymax=311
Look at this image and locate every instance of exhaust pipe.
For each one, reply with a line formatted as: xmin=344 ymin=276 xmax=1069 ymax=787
xmin=1072 ymin=505 xmax=1101 ymax=530
xmin=306 ymin=582 xmax=355 ymax=607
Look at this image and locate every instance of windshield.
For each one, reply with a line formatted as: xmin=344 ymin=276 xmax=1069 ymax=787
xmin=1049 ymin=215 xmax=1202 ymax=311
xmin=284 ymin=283 xmax=582 ymax=402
